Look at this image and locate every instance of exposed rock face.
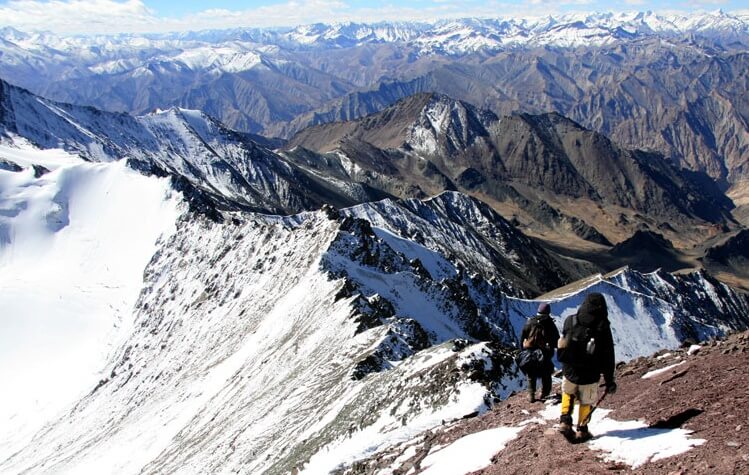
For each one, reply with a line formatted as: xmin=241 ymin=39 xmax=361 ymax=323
xmin=704 ymin=229 xmax=749 ymax=264
xmin=342 ymin=192 xmax=576 ymax=296
xmin=702 ymin=229 xmax=749 ymax=281
xmin=606 ymin=230 xmax=689 ymax=272
xmin=286 ymin=93 xmax=735 ymax=245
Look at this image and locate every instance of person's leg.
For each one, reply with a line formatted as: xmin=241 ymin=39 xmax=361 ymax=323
xmin=527 ymin=373 xmax=537 ymax=402
xmin=575 ymin=382 xmax=598 ymax=441
xmin=559 ymin=378 xmax=576 ymax=437
xmin=540 ymin=370 xmax=552 ymax=399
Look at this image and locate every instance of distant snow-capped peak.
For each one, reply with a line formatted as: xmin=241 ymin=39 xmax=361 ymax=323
xmin=0 ymin=11 xmax=747 ymax=72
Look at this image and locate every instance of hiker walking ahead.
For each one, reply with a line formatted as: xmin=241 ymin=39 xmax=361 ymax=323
xmin=557 ymin=292 xmax=616 ymax=442
xmin=521 ymin=303 xmax=560 ymax=402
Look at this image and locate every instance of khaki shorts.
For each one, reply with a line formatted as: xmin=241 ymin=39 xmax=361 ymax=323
xmin=561 ymin=377 xmax=599 ymax=405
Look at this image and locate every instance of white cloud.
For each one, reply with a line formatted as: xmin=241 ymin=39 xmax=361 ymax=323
xmin=0 ymin=0 xmax=158 ymax=34
xmin=686 ymin=0 xmax=728 ymax=7
xmin=0 ymin=0 xmax=484 ymax=34
xmin=0 ymin=0 xmax=742 ymax=35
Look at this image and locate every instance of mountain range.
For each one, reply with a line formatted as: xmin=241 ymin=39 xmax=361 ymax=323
xmin=285 ymin=92 xmax=736 ymax=247
xmin=2 ymin=78 xmax=742 ymax=276
xmin=1 ymin=11 xmax=748 ymax=193
xmin=1 ymin=11 xmax=749 ymax=473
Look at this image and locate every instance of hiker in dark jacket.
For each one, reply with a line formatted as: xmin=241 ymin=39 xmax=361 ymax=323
xmin=520 ymin=302 xmax=561 ymax=402
xmin=557 ymin=292 xmax=616 ymax=442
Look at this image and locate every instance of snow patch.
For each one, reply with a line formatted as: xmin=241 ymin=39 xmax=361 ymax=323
xmin=641 ymin=361 xmax=686 ymax=379
xmin=537 ymin=400 xmax=704 ymax=468
xmin=420 ymin=426 xmax=523 ymax=475
xmin=588 ymin=409 xmax=706 ymax=468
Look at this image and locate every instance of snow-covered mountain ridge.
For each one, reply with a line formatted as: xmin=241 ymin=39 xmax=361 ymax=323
xmin=507 ymin=267 xmax=749 ymax=362
xmin=0 ymin=77 xmax=387 ymax=215
xmin=2 ymin=139 xmax=749 ymax=473
xmin=1 ymin=39 xmax=749 ymax=472
xmin=0 ymin=157 xmax=534 ymax=472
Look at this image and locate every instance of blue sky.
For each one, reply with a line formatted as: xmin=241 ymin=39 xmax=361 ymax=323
xmin=134 ymin=0 xmax=749 ymax=17
xmin=138 ymin=0 xmax=748 ymax=17
xmin=0 ymin=0 xmax=746 ymax=35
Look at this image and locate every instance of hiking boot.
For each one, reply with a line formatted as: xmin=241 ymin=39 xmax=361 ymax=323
xmin=559 ymin=422 xmax=574 ymax=439
xmin=529 ymin=393 xmax=536 ymax=403
xmin=575 ymin=425 xmax=592 ymax=442
xmin=558 ymin=415 xmax=574 ymax=439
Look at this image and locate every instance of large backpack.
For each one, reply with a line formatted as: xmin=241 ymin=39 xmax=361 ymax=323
xmin=524 ymin=316 xmax=547 ymax=349
xmin=564 ymin=315 xmax=597 ymax=364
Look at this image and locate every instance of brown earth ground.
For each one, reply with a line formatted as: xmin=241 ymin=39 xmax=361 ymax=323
xmin=346 ymin=331 xmax=749 ymax=474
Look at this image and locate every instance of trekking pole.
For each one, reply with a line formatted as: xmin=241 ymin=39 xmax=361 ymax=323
xmin=580 ymin=388 xmax=608 ymax=427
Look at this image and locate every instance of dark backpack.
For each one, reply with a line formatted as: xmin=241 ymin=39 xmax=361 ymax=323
xmin=564 ymin=315 xmax=597 ymax=364
xmin=516 ymin=348 xmax=545 ymax=374
xmin=524 ymin=316 xmax=547 ymax=349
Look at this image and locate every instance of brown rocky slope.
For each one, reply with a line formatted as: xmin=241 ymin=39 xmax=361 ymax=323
xmin=344 ymin=331 xmax=749 ymax=474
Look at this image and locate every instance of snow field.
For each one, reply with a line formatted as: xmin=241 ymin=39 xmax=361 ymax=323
xmin=0 ymin=145 xmax=182 ymax=460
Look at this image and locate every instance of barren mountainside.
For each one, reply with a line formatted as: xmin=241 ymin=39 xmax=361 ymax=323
xmin=286 ymin=93 xmax=736 ymax=247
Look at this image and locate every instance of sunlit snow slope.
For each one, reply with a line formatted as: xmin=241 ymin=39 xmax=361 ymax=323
xmin=0 ymin=142 xmax=183 ymax=458
xmin=0 ymin=186 xmax=531 ymax=474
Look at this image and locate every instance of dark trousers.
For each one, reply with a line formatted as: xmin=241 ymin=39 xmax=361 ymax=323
xmin=527 ymin=371 xmax=552 ymax=398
